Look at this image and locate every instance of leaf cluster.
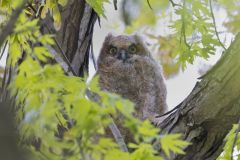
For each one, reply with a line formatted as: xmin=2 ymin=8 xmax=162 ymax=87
xmin=218 ymin=124 xmax=240 ymax=160
xmin=120 ymin=0 xmax=238 ymax=75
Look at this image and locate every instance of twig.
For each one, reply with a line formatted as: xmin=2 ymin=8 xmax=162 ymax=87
xmin=27 ymin=2 xmax=37 ymax=16
xmin=113 ymin=0 xmax=118 ymax=10
xmin=209 ymin=0 xmax=226 ymax=51
xmin=169 ymin=0 xmax=181 ymax=7
xmin=45 ymin=25 xmax=77 ymax=76
xmin=109 ymin=118 xmax=129 ymax=152
xmin=0 ymin=40 xmax=8 ymax=61
xmin=1 ymin=61 xmax=12 ymax=101
xmin=86 ymin=90 xmax=129 ymax=152
xmin=55 ymin=113 xmax=64 ymax=127
xmin=181 ymin=0 xmax=191 ymax=49
xmin=27 ymin=3 xmax=77 ymax=76
xmin=90 ymin=40 xmax=97 ymax=70
xmin=231 ymin=118 xmax=240 ymax=160
xmin=0 ymin=0 xmax=28 ymax=47
xmin=97 ymin=17 xmax=101 ymax=28
xmin=155 ymin=102 xmax=182 ymax=118
xmin=147 ymin=0 xmax=153 ymax=10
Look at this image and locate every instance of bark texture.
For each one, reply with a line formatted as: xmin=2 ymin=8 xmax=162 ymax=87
xmin=158 ymin=34 xmax=240 ymax=160
xmin=42 ymin=0 xmax=97 ymax=76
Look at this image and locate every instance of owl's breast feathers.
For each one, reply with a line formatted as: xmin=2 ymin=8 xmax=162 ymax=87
xmin=97 ymin=55 xmax=164 ymax=100
xmin=98 ymin=56 xmax=139 ymax=97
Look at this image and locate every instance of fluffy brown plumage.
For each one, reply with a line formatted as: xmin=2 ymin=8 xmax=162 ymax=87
xmin=97 ymin=34 xmax=167 ymax=123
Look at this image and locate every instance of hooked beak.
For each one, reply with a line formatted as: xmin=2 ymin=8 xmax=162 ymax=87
xmin=117 ymin=49 xmax=129 ymax=61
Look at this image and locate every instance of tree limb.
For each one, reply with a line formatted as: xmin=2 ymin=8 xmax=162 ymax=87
xmin=169 ymin=0 xmax=181 ymax=7
xmin=147 ymin=0 xmax=153 ymax=10
xmin=158 ymin=34 xmax=240 ymax=160
xmin=0 ymin=40 xmax=8 ymax=61
xmin=108 ymin=118 xmax=129 ymax=152
xmin=113 ymin=0 xmax=118 ymax=10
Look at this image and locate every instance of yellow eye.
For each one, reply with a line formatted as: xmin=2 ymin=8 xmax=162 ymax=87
xmin=109 ymin=47 xmax=117 ymax=54
xmin=129 ymin=45 xmax=137 ymax=53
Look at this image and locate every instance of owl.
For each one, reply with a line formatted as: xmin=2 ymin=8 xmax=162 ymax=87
xmin=97 ymin=34 xmax=167 ymax=123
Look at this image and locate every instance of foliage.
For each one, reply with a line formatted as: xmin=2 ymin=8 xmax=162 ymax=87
xmin=121 ymin=0 xmax=239 ymax=75
xmin=0 ymin=0 xmax=190 ymax=160
xmin=170 ymin=0 xmax=221 ymax=68
xmin=217 ymin=124 xmax=240 ymax=160
xmin=217 ymin=0 xmax=240 ymax=34
xmin=86 ymin=0 xmax=110 ymax=17
xmin=123 ymin=0 xmax=169 ymax=33
xmin=160 ymin=134 xmax=190 ymax=157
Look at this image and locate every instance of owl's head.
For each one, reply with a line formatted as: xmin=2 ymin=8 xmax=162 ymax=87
xmin=98 ymin=34 xmax=150 ymax=65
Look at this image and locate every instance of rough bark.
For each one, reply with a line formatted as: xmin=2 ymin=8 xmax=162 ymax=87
xmin=158 ymin=34 xmax=240 ymax=160
xmin=2 ymin=0 xmax=97 ymax=95
xmin=41 ymin=0 xmax=97 ymax=76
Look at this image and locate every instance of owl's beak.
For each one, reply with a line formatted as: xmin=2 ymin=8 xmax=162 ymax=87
xmin=117 ymin=49 xmax=129 ymax=61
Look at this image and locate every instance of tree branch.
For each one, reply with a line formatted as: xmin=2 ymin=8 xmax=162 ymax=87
xmin=209 ymin=0 xmax=227 ymax=51
xmin=181 ymin=0 xmax=191 ymax=50
xmin=147 ymin=0 xmax=153 ymax=10
xmin=45 ymin=25 xmax=77 ymax=76
xmin=169 ymin=0 xmax=181 ymax=7
xmin=113 ymin=0 xmax=118 ymax=10
xmin=108 ymin=118 xmax=129 ymax=152
xmin=158 ymin=34 xmax=240 ymax=160
xmin=0 ymin=40 xmax=8 ymax=61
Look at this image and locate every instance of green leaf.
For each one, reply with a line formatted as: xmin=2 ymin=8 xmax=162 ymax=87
xmin=217 ymin=124 xmax=240 ymax=160
xmin=138 ymin=120 xmax=160 ymax=137
xmin=160 ymin=134 xmax=190 ymax=157
xmin=39 ymin=35 xmax=55 ymax=46
xmin=58 ymin=0 xmax=68 ymax=6
xmin=9 ymin=37 xmax=22 ymax=66
xmin=33 ymin=46 xmax=52 ymax=61
xmin=86 ymin=0 xmax=109 ymax=17
xmin=130 ymin=143 xmax=163 ymax=160
xmin=104 ymin=149 xmax=130 ymax=160
xmin=52 ymin=5 xmax=61 ymax=30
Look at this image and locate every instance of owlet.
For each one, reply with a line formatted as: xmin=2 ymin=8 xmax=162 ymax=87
xmin=97 ymin=34 xmax=167 ymax=123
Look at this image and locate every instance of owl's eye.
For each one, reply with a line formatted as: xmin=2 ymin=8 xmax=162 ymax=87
xmin=129 ymin=45 xmax=137 ymax=53
xmin=109 ymin=46 xmax=117 ymax=54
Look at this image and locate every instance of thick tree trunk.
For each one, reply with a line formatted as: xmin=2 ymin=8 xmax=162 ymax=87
xmin=158 ymin=34 xmax=240 ymax=160
xmin=2 ymin=0 xmax=97 ymax=96
xmin=41 ymin=0 xmax=97 ymax=76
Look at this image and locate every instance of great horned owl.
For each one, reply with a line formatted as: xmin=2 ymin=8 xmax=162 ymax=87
xmin=97 ymin=34 xmax=167 ymax=123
